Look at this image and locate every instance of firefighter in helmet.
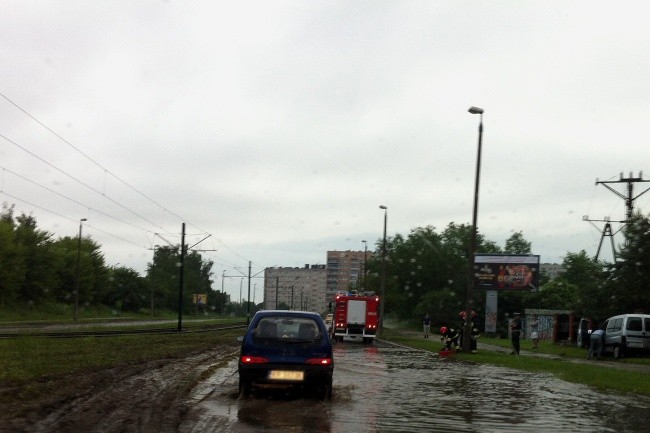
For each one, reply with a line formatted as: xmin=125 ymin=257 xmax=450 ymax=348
xmin=440 ymin=325 xmax=459 ymax=350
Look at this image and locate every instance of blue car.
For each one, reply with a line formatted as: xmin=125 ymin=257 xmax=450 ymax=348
xmin=238 ymin=310 xmax=334 ymax=400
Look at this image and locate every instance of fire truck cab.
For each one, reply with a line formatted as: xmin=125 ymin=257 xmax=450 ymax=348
xmin=332 ymin=292 xmax=380 ymax=344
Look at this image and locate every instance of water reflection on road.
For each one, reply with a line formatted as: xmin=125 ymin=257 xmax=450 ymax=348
xmin=180 ymin=341 xmax=650 ymax=433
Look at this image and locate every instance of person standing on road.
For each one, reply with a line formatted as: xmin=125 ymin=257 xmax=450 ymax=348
xmin=469 ymin=311 xmax=480 ymax=354
xmin=423 ymin=313 xmax=431 ymax=338
xmin=530 ymin=314 xmax=539 ymax=349
xmin=510 ymin=313 xmax=522 ymax=355
xmin=589 ymin=326 xmax=605 ymax=359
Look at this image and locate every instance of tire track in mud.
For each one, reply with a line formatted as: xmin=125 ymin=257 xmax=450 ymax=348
xmin=3 ymin=345 xmax=240 ymax=433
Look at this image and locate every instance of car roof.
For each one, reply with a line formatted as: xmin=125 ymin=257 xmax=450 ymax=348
xmin=607 ymin=313 xmax=650 ymax=320
xmin=253 ymin=310 xmax=323 ymax=320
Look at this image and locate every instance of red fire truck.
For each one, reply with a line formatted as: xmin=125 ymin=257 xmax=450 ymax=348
xmin=332 ymin=292 xmax=380 ymax=344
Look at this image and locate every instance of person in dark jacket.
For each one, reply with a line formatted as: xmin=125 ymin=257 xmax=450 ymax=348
xmin=423 ymin=314 xmax=432 ymax=338
xmin=469 ymin=312 xmax=480 ymax=353
xmin=510 ymin=313 xmax=522 ymax=355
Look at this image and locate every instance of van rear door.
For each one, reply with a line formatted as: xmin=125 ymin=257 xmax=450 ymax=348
xmin=625 ymin=316 xmax=644 ymax=350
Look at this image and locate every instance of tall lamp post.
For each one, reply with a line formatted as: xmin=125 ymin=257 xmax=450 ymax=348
xmin=379 ymin=205 xmax=387 ymax=332
xmin=361 ymin=240 xmax=368 ymax=289
xmin=463 ymin=106 xmax=484 ymax=352
xmin=73 ymin=218 xmax=87 ymax=321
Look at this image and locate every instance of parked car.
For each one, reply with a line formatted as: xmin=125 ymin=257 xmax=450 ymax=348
xmin=237 ymin=310 xmax=334 ymax=399
xmin=324 ymin=313 xmax=334 ymax=334
xmin=602 ymin=313 xmax=650 ymax=359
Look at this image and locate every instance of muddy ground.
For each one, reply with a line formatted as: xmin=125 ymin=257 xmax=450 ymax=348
xmin=1 ymin=343 xmax=240 ymax=433
xmin=2 ymin=336 xmax=648 ymax=433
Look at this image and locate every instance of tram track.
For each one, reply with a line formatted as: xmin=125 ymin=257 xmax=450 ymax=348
xmin=0 ymin=323 xmax=247 ymax=339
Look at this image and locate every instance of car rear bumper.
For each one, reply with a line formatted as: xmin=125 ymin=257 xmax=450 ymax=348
xmin=239 ymin=363 xmax=333 ymax=387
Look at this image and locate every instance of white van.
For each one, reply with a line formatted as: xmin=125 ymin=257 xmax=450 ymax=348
xmin=602 ymin=314 xmax=650 ymax=359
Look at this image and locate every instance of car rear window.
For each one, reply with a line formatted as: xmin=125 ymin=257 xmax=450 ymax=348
xmin=627 ymin=317 xmax=642 ymax=331
xmin=253 ymin=316 xmax=321 ymax=342
xmin=607 ymin=318 xmax=623 ymax=332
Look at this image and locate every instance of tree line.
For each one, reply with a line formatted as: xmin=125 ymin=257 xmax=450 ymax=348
xmin=0 ymin=204 xmax=227 ymax=315
xmin=2 ymin=202 xmax=648 ymax=326
xmin=361 ymin=214 xmax=650 ymax=333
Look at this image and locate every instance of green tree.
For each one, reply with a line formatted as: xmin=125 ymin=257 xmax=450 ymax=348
xmin=504 ymin=231 xmax=532 ymax=254
xmin=14 ymin=214 xmax=62 ymax=303
xmin=0 ymin=205 xmax=24 ymax=306
xmin=106 ymin=266 xmax=148 ymax=312
xmin=526 ymin=278 xmax=579 ymax=310
xmin=365 ymin=222 xmax=505 ymax=327
xmin=146 ymin=245 xmax=214 ymax=313
xmin=53 ymin=235 xmax=108 ymax=308
xmin=561 ymin=250 xmax=606 ymax=317
xmin=606 ymin=213 xmax=650 ymax=314
xmin=147 ymin=245 xmax=181 ymax=312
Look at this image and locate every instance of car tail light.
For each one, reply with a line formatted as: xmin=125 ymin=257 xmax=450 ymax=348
xmin=306 ymin=357 xmax=333 ymax=366
xmin=240 ymin=355 xmax=269 ymax=364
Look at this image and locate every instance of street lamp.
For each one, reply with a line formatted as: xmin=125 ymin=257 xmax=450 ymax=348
xmin=463 ymin=106 xmax=484 ymax=353
xmin=73 ymin=218 xmax=87 ymax=321
xmin=361 ymin=240 xmax=368 ymax=289
xmin=379 ymin=205 xmax=387 ymax=332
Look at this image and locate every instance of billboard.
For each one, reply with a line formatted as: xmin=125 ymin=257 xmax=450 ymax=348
xmin=474 ymin=254 xmax=540 ymax=290
xmin=193 ymin=293 xmax=207 ymax=305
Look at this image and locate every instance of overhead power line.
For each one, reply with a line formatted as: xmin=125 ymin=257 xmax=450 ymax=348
xmin=0 ymin=91 xmax=188 ymax=225
xmin=0 ymin=132 xmax=174 ymax=234
xmin=0 ymin=165 xmax=157 ymax=235
xmin=0 ymin=90 xmax=251 ymax=269
xmin=0 ymin=190 xmax=146 ymax=248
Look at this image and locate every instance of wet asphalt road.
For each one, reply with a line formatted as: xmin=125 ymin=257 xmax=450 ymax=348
xmin=180 ymin=340 xmax=650 ymax=433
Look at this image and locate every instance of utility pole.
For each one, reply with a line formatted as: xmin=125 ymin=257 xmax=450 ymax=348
xmin=275 ymin=276 xmax=279 ymax=309
xmin=177 ymin=223 xmax=185 ymax=332
xmin=247 ymin=261 xmax=252 ymax=324
xmin=73 ymin=218 xmax=87 ymax=322
xmin=584 ymin=172 xmax=650 ymax=260
xmin=149 ymin=245 xmax=157 ymax=317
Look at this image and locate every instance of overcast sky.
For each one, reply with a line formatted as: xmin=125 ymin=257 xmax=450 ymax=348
xmin=2 ymin=1 xmax=649 ymax=303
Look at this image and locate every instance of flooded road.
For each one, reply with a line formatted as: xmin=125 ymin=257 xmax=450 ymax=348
xmin=180 ymin=341 xmax=650 ymax=433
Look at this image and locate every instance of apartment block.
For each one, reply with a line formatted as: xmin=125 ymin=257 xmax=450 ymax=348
xmin=263 ymin=265 xmax=327 ymax=313
xmin=326 ymin=250 xmax=372 ymax=300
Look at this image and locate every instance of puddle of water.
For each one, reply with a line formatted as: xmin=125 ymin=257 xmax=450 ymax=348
xmin=335 ymin=345 xmax=650 ymax=433
xmin=181 ymin=343 xmax=650 ymax=433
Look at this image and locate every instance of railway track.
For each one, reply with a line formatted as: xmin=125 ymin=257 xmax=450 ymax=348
xmin=0 ymin=323 xmax=247 ymax=339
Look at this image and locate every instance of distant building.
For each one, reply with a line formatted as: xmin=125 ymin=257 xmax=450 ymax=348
xmin=540 ymin=263 xmax=565 ymax=280
xmin=263 ymin=265 xmax=327 ymax=313
xmin=326 ymin=250 xmax=371 ymax=300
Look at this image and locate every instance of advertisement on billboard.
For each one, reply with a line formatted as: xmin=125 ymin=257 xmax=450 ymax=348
xmin=474 ymin=254 xmax=540 ymax=290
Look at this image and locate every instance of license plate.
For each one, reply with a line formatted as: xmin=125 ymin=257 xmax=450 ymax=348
xmin=268 ymin=370 xmax=304 ymax=381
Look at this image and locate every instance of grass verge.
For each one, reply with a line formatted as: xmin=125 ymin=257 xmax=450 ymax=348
xmin=381 ymin=328 xmax=650 ymax=396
